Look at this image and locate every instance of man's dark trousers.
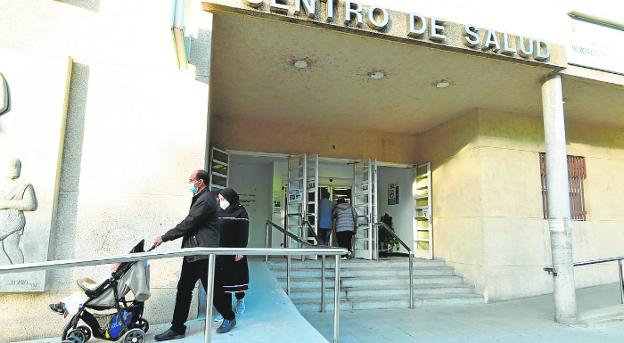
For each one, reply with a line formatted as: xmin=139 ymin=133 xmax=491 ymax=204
xmin=171 ymin=259 xmax=234 ymax=334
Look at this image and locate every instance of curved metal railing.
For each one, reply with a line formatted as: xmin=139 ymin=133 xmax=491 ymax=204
xmin=544 ymin=255 xmax=624 ymax=304
xmin=0 ymin=246 xmax=347 ymax=343
xmin=265 ymin=220 xmax=338 ymax=312
xmin=375 ymin=222 xmax=415 ymax=309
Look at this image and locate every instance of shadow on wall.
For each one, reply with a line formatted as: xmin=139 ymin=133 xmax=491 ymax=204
xmin=56 ymin=0 xmax=100 ymax=12
xmin=188 ymin=29 xmax=212 ymax=85
xmin=46 ymin=62 xmax=90 ymax=288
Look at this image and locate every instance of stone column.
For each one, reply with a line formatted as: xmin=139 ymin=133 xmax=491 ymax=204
xmin=541 ymin=73 xmax=577 ymax=323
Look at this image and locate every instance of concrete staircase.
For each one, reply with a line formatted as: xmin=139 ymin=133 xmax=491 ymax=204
xmin=267 ymin=257 xmax=483 ymax=313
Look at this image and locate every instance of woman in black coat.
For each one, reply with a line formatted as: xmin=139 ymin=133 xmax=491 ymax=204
xmin=216 ymin=188 xmax=250 ymax=315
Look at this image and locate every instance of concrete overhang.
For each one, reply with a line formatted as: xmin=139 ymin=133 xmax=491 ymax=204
xmin=202 ymin=0 xmax=623 ymax=134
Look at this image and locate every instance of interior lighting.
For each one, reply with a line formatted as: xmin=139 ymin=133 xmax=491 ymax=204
xmin=434 ymin=79 xmax=451 ymax=88
xmin=293 ymin=59 xmax=309 ymax=69
xmin=368 ymin=71 xmax=385 ymax=80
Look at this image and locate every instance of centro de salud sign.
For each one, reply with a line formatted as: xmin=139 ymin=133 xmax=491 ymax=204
xmin=242 ymin=0 xmax=551 ymax=63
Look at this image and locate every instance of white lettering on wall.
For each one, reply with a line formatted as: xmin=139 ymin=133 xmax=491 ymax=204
xmin=294 ymin=0 xmax=315 ymax=18
xmin=344 ymin=1 xmax=364 ymax=27
xmin=429 ymin=18 xmax=446 ymax=42
xmin=408 ymin=13 xmax=427 ymax=38
xmin=366 ymin=6 xmax=389 ymax=31
xmin=464 ymin=25 xmax=480 ymax=47
xmin=242 ymin=0 xmax=551 ymax=63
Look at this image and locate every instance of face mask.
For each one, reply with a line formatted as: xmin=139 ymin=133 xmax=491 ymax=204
xmin=188 ymin=183 xmax=199 ymax=194
xmin=219 ymin=199 xmax=230 ymax=210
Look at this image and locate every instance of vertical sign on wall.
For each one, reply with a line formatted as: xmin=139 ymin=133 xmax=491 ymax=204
xmin=388 ymin=183 xmax=399 ymax=205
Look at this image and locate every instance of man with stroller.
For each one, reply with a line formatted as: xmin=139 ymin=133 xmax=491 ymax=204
xmin=153 ymin=169 xmax=237 ymax=340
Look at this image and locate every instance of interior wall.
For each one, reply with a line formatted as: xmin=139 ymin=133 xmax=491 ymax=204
xmin=228 ymin=155 xmax=274 ymax=247
xmin=377 ymin=166 xmax=415 ymax=252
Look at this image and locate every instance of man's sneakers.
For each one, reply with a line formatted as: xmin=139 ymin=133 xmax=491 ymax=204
xmin=235 ymin=299 xmax=245 ymax=314
xmin=154 ymin=329 xmax=185 ymax=341
xmin=213 ymin=314 xmax=224 ymax=322
xmin=216 ymin=318 xmax=236 ymax=334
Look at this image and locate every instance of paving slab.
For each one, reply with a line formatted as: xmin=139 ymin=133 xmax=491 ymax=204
xmin=304 ymin=282 xmax=624 ymax=343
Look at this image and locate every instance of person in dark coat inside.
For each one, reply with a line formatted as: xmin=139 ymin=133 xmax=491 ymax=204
xmin=216 ymin=188 xmax=250 ymax=318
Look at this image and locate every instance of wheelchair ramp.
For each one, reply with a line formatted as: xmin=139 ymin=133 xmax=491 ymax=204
xmin=19 ymin=260 xmax=328 ymax=343
xmin=160 ymin=260 xmax=328 ymax=343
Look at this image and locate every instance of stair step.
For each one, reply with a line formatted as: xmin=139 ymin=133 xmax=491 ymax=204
xmin=294 ymin=294 xmax=484 ymax=313
xmin=268 ymin=258 xmax=446 ymax=270
xmin=278 ymin=275 xmax=464 ymax=288
xmin=287 ymin=284 xmax=476 ymax=300
xmin=270 ymin=267 xmax=455 ymax=278
xmin=266 ymin=257 xmax=483 ymax=313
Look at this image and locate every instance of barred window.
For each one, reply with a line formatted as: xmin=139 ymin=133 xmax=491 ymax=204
xmin=539 ymin=153 xmax=587 ymax=221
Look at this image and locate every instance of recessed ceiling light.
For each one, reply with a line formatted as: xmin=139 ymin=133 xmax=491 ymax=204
xmin=293 ymin=59 xmax=309 ymax=69
xmin=368 ymin=71 xmax=385 ymax=80
xmin=434 ymin=79 xmax=451 ymax=88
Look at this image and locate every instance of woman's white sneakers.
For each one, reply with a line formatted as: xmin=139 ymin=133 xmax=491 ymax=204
xmin=213 ymin=298 xmax=245 ymax=322
xmin=235 ymin=299 xmax=245 ymax=314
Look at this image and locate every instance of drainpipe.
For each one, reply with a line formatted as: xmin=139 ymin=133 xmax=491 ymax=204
xmin=541 ymin=73 xmax=577 ymax=324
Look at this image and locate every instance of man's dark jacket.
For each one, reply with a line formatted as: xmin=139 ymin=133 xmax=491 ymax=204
xmin=162 ymin=189 xmax=219 ymax=262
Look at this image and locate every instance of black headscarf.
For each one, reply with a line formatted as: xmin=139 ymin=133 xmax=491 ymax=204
xmin=219 ymin=187 xmax=240 ymax=207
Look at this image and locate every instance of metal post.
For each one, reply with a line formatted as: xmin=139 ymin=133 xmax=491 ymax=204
xmin=204 ymin=254 xmax=216 ymax=343
xmin=321 ymin=255 xmax=326 ymax=312
xmin=265 ymin=222 xmax=270 ymax=262
xmin=287 ymin=254 xmax=291 ymax=296
xmin=286 ymin=224 xmax=291 ymax=296
xmin=618 ymin=260 xmax=624 ymax=304
xmin=409 ymin=251 xmax=414 ymax=309
xmin=333 ymin=255 xmax=340 ymax=343
xmin=542 ymin=73 xmax=577 ymax=323
xmin=374 ymin=225 xmax=379 ymax=260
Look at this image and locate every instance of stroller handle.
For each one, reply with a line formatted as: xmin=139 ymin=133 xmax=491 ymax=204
xmin=146 ymin=243 xmax=158 ymax=252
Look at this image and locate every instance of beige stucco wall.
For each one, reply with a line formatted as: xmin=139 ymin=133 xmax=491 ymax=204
xmin=413 ymin=111 xmax=489 ymax=297
xmin=0 ymin=1 xmax=213 ymax=340
xmin=420 ymin=108 xmax=624 ymax=302
xmin=211 ymin=115 xmax=420 ymax=163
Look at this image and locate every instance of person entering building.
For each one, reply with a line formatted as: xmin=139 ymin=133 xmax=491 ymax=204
xmin=317 ymin=189 xmax=333 ymax=246
xmin=332 ymin=198 xmax=357 ymax=258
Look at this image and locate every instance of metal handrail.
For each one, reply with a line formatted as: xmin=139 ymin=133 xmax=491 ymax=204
xmin=302 ymin=219 xmax=329 ymax=312
xmin=266 ymin=220 xmax=314 ymax=248
xmin=0 ymin=246 xmax=347 ymax=343
xmin=304 ymin=219 xmax=323 ymax=245
xmin=265 ymin=220 xmax=312 ymax=297
xmin=265 ymin=220 xmax=334 ymax=312
xmin=375 ymin=222 xmax=415 ymax=309
xmin=544 ymin=256 xmax=624 ymax=304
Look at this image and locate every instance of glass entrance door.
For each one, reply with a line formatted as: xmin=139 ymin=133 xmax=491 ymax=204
xmin=353 ymin=159 xmax=378 ymax=260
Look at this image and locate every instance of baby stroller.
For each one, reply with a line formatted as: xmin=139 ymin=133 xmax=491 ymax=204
xmin=60 ymin=240 xmax=153 ymax=343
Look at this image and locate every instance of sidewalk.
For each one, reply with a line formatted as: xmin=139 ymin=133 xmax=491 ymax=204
xmin=304 ymin=283 xmax=624 ymax=343
xmin=18 ymin=275 xmax=624 ymax=342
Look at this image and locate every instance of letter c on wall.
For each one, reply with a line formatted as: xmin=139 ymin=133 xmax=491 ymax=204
xmin=0 ymin=72 xmax=9 ymax=116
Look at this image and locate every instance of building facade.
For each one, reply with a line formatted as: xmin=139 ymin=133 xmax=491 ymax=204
xmin=1 ymin=0 xmax=623 ymax=340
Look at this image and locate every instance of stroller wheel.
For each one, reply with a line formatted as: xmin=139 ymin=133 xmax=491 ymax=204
xmin=66 ymin=328 xmax=87 ymax=343
xmin=77 ymin=326 xmax=92 ymax=342
xmin=123 ymin=328 xmax=145 ymax=343
xmin=134 ymin=319 xmax=149 ymax=333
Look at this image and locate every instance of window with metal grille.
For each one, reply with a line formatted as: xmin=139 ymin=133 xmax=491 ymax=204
xmin=539 ymin=153 xmax=587 ymax=221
